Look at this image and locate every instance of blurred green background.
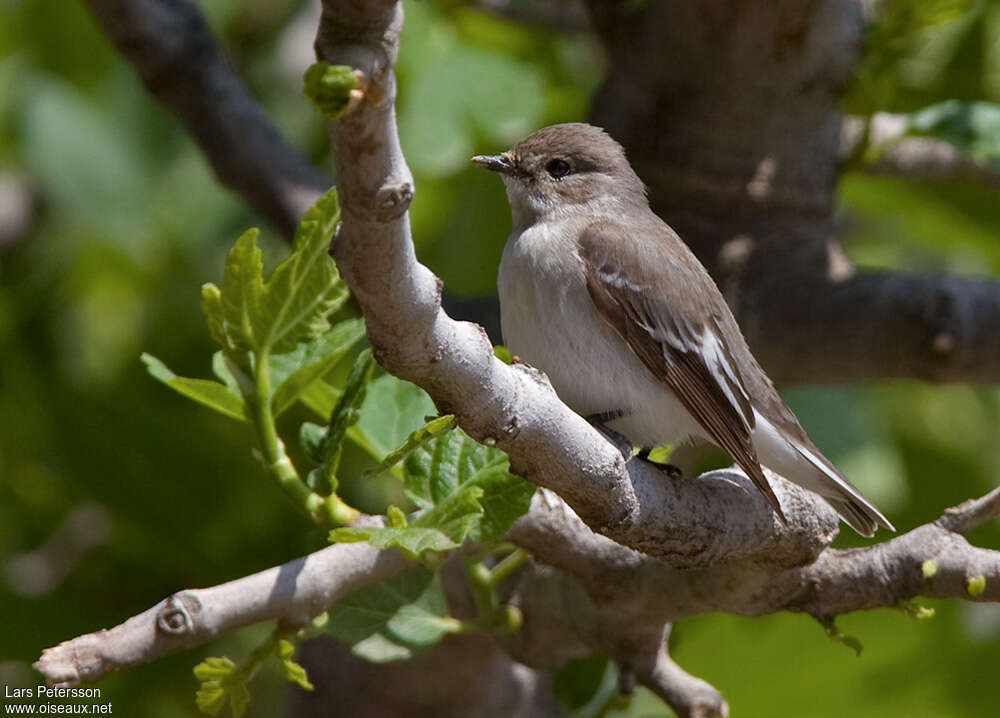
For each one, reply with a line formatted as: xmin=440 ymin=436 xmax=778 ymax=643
xmin=0 ymin=0 xmax=998 ymax=716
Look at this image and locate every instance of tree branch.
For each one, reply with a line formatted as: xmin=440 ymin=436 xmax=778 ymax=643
xmin=635 ymin=635 xmax=729 ymax=718
xmin=33 ymin=487 xmax=999 ymax=689
xmin=472 ymin=0 xmax=590 ymax=32
xmin=33 ymin=541 xmax=410 ymax=687
xmin=842 ymin=113 xmax=1000 ymax=189
xmin=743 ymin=267 xmax=1000 ymax=385
xmin=792 ymin=489 xmax=1000 ymax=616
xmin=82 ymin=0 xmax=329 ymax=236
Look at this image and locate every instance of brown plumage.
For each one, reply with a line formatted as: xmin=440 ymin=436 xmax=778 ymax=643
xmin=475 ymin=123 xmax=893 ymax=536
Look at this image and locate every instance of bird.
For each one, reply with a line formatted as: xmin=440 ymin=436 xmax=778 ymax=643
xmin=472 ymin=122 xmax=894 ymax=536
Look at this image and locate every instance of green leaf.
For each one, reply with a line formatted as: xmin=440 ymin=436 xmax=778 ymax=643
xmin=311 ymin=349 xmax=375 ymax=486
xmin=141 ymin=353 xmax=248 ymax=422
xmin=277 ymin=640 xmax=314 ymax=691
xmin=228 ymin=683 xmax=250 ymax=717
xmin=256 ymin=189 xmax=348 ymax=353
xmin=404 ymin=427 xmax=534 ymax=542
xmin=908 ymin=100 xmax=1000 ymax=170
xmin=220 ymin=228 xmax=265 ymax=354
xmin=211 ymin=351 xmax=242 ymax=394
xmin=202 ymin=284 xmax=228 ymax=350
xmin=330 ymin=525 xmax=461 ymax=556
xmin=354 ymin=374 xmax=437 ymax=459
xmin=362 ymin=414 xmax=456 ymax=479
xmin=194 ymin=656 xmax=243 ymax=717
xmin=397 ymin=16 xmax=545 ymax=178
xmin=19 ymin=78 xmax=149 ymax=229
xmin=411 ymin=484 xmax=484 ymax=543
xmin=213 ymin=189 xmax=348 ymax=356
xmin=300 ymin=422 xmax=327 ymax=463
xmin=387 ymin=505 xmax=407 ymax=528
xmin=493 ymin=345 xmax=513 ymax=364
xmin=330 ymin=485 xmax=485 ymax=559
xmin=270 ymin=318 xmax=365 ymax=416
xmin=303 ymin=62 xmax=360 ymax=120
xmin=193 ymin=656 xmax=237 ymax=682
xmin=553 ymin=655 xmax=620 ymax=716
xmin=471 ymin=466 xmax=537 ymax=543
xmin=194 ymin=683 xmax=227 ymax=716
xmin=327 ymin=570 xmax=461 ymax=662
xmin=643 ymin=445 xmax=673 ymax=464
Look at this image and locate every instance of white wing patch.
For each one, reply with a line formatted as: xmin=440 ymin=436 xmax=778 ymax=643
xmin=699 ymin=326 xmax=755 ymax=434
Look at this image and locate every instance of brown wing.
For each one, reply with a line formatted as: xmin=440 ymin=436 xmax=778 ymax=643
xmin=578 ymin=222 xmax=786 ymax=522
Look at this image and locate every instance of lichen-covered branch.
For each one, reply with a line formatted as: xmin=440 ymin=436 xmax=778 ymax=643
xmin=82 ymin=0 xmax=329 ymax=236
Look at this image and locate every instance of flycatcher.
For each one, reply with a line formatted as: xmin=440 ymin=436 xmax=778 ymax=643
xmin=473 ymin=123 xmax=893 ymax=536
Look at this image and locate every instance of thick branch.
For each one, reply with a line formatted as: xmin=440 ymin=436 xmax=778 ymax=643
xmin=789 ymin=488 xmax=1000 ymax=616
xmin=34 ymin=488 xmax=999 ymax=688
xmin=34 ymin=542 xmax=410 ymax=687
xmin=635 ymin=637 xmax=729 ymax=718
xmin=744 ymin=267 xmax=1000 ymax=385
xmin=83 ymin=0 xmax=329 ymax=236
xmin=509 ymin=488 xmax=1000 ymax=623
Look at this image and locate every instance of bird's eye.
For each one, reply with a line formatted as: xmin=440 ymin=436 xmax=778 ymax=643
xmin=545 ymin=158 xmax=572 ymax=179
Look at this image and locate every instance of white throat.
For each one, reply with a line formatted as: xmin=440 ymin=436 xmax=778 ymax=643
xmin=502 ymin=179 xmax=624 ymax=231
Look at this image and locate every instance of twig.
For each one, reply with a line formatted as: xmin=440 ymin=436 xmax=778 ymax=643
xmin=34 ymin=541 xmax=409 ymax=687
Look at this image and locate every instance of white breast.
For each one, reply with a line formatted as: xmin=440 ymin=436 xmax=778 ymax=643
xmin=497 ymin=220 xmax=703 ymax=448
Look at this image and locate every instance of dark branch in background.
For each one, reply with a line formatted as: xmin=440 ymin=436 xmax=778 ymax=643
xmin=82 ymin=0 xmax=329 ymax=236
xmin=82 ymin=0 xmax=501 ymax=336
xmin=472 ymin=0 xmax=590 ymax=32
xmin=740 ymin=266 xmax=1000 ymax=385
xmin=585 ymin=0 xmax=1000 ymax=387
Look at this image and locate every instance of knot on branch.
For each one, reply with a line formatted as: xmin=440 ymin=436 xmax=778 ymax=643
xmin=156 ymin=593 xmax=201 ymax=636
xmin=375 ymin=182 xmax=414 ymax=219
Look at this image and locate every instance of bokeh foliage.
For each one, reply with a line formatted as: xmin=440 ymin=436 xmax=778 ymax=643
xmin=0 ymin=0 xmax=997 ymax=716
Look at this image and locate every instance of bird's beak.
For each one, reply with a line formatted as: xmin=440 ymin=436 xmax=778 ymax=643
xmin=471 ymin=153 xmax=516 ymax=175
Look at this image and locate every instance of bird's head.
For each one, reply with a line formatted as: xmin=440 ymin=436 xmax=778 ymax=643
xmin=472 ymin=123 xmax=647 ymax=230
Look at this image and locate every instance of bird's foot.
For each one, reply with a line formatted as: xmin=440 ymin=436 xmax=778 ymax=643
xmin=584 ymin=411 xmax=633 ymax=461
xmin=635 ymin=447 xmax=683 ymax=479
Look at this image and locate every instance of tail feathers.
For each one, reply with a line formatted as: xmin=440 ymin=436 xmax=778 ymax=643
xmin=823 ymin=496 xmax=888 ymax=538
xmin=793 ymin=444 xmax=896 ymax=536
